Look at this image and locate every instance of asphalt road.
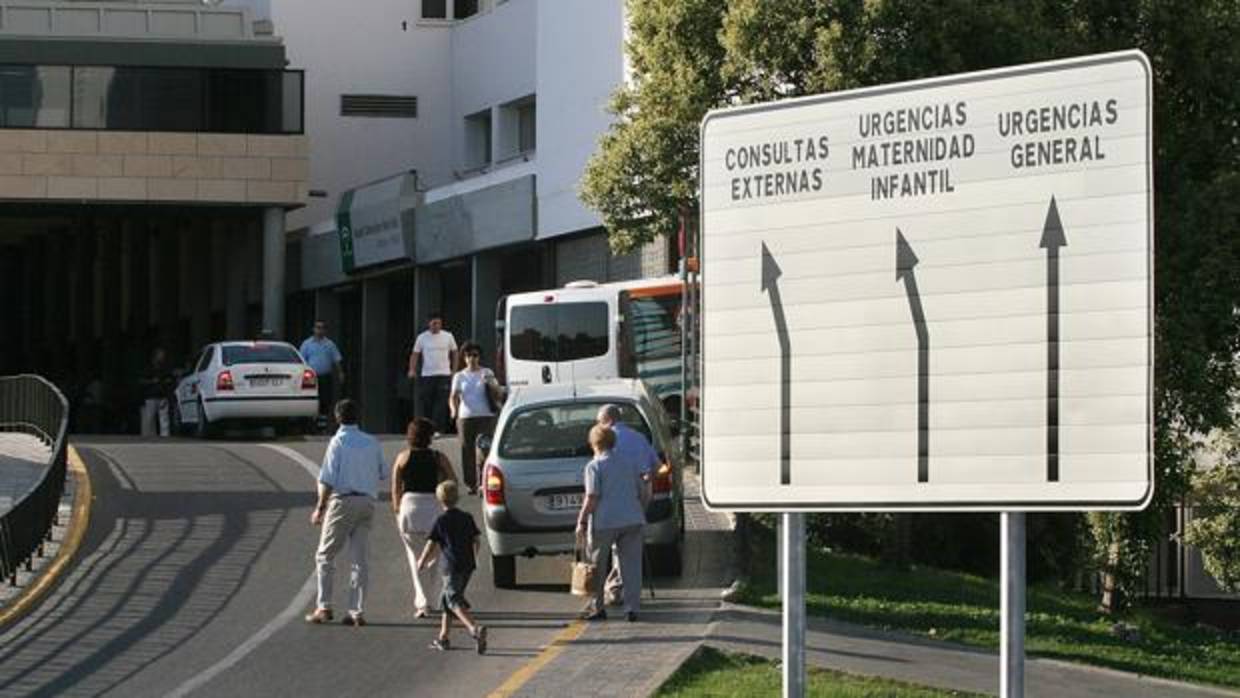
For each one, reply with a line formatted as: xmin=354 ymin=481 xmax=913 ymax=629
xmin=0 ymin=434 xmax=589 ymax=698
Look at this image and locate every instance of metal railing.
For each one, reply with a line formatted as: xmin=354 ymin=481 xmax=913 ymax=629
xmin=0 ymin=375 xmax=70 ymax=586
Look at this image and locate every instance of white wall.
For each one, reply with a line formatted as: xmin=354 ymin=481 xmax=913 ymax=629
xmin=534 ymin=0 xmax=624 ymax=239
xmin=268 ymin=0 xmax=454 ymax=231
xmin=258 ymin=0 xmax=624 ymax=239
xmin=450 ymin=0 xmax=536 ymax=171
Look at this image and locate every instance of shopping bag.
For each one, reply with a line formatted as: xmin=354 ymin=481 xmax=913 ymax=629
xmin=570 ymin=543 xmax=596 ymax=596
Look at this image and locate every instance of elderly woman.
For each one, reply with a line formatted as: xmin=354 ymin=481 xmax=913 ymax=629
xmin=575 ymin=423 xmax=649 ymax=622
xmin=391 ymin=417 xmax=457 ymax=618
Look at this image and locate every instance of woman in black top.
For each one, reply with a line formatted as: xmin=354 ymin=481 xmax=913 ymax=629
xmin=392 ymin=417 xmax=456 ymax=618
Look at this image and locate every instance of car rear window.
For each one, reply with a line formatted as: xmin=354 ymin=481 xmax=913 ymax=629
xmin=509 ymin=302 xmax=609 ymax=362
xmin=221 ymin=344 xmax=303 ymax=366
xmin=499 ymin=401 xmax=651 ymax=460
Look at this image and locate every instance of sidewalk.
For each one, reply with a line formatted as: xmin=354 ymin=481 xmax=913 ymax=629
xmin=0 ymin=432 xmax=51 ymax=515
xmin=498 ymin=474 xmax=735 ymax=698
xmin=705 ymin=605 xmax=1240 ymax=697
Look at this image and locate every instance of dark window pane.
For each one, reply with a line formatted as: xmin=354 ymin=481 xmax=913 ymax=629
xmin=141 ymin=69 xmax=202 ymax=130
xmin=423 ymin=0 xmax=447 ymax=18
xmin=509 ymin=305 xmax=558 ymax=361
xmin=556 ymin=302 xmax=609 ymax=361
xmin=0 ymin=66 xmax=69 ymax=127
xmin=221 ymin=344 xmax=303 ymax=366
xmin=455 ymin=0 xmax=478 ymax=19
xmin=282 ymin=71 xmax=303 ymax=132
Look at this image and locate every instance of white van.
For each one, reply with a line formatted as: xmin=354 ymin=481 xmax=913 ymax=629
xmin=496 ymin=277 xmax=686 ymax=416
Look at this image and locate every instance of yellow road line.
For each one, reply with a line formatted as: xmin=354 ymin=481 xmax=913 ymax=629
xmin=0 ymin=444 xmax=93 ymax=629
xmin=488 ymin=619 xmax=588 ymax=698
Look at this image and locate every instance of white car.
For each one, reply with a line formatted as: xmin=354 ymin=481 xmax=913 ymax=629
xmin=172 ymin=341 xmax=319 ymax=438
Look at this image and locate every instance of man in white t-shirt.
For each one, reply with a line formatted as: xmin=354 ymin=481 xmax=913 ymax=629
xmin=408 ymin=312 xmax=457 ymax=434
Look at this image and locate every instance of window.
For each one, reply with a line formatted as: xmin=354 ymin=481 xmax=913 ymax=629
xmin=509 ymin=302 xmax=609 ymax=362
xmin=499 ymin=402 xmax=650 ymax=460
xmin=0 ymin=66 xmax=70 ymax=127
xmin=196 ymin=347 xmax=216 ymax=373
xmin=221 ymin=344 xmax=303 ymax=366
xmin=455 ymin=0 xmax=479 ymax=19
xmin=1 ymin=64 xmax=302 ymax=134
xmin=463 ymin=108 xmax=492 ymax=169
xmin=422 ymin=0 xmax=447 ymax=19
xmin=517 ymin=100 xmax=536 ymax=153
xmin=341 ymin=94 xmax=418 ymax=118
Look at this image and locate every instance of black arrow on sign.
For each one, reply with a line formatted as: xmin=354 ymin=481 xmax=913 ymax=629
xmin=761 ymin=242 xmax=792 ymax=486
xmin=1041 ymin=197 xmax=1068 ymax=482
xmin=896 ymin=230 xmax=929 ymax=483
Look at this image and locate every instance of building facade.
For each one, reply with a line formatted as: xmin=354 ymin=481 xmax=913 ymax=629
xmin=244 ymin=0 xmax=673 ymax=431
xmin=0 ymin=0 xmax=308 ymax=432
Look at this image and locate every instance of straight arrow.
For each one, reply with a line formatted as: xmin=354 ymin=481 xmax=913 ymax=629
xmin=762 ymin=242 xmax=792 ymax=485
xmin=896 ymin=230 xmax=929 ymax=483
xmin=1041 ymin=197 xmax=1067 ymax=482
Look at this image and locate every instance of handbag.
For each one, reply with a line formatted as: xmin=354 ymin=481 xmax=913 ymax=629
xmin=570 ymin=540 xmax=597 ymax=597
xmin=484 ymin=372 xmax=505 ymax=414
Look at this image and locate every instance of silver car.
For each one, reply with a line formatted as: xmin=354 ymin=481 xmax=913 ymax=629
xmin=479 ymin=379 xmax=685 ymax=589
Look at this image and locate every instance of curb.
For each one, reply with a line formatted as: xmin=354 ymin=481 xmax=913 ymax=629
xmin=0 ymin=444 xmax=93 ymax=630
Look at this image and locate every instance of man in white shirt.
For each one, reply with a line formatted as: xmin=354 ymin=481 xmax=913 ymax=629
xmin=408 ymin=312 xmax=457 ymax=434
xmin=306 ymin=399 xmax=386 ymax=627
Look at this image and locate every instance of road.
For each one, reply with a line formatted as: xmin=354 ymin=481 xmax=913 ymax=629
xmin=0 ymin=435 xmax=601 ymax=697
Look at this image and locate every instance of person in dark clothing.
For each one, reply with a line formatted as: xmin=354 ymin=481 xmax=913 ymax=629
xmin=138 ymin=347 xmax=175 ymax=437
xmin=418 ymin=480 xmax=487 ymax=653
xmin=391 ymin=417 xmax=457 ymax=618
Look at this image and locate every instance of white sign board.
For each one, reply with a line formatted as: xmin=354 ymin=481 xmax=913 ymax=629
xmin=700 ymin=51 xmax=1152 ymax=511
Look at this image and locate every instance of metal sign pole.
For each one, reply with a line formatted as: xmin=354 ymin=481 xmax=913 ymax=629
xmin=1000 ymin=511 xmax=1026 ymax=698
xmin=782 ymin=512 xmax=806 ymax=698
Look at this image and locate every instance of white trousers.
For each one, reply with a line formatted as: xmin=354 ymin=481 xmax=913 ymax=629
xmin=397 ymin=492 xmax=442 ymax=612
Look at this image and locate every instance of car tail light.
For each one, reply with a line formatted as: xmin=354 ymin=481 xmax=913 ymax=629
xmin=484 ymin=463 xmax=505 ymax=505
xmin=652 ymin=461 xmax=674 ymax=494
xmin=216 ymin=370 xmax=234 ymax=391
xmin=302 ymin=369 xmax=317 ymax=389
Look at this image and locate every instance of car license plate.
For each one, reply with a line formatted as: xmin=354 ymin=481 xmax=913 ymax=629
xmin=249 ymin=376 xmax=285 ymax=387
xmin=548 ymin=493 xmax=583 ymax=510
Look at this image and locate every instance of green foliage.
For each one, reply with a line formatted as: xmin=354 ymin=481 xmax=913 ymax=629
xmin=656 ymin=645 xmax=984 ymax=698
xmin=1183 ymin=433 xmax=1240 ymax=592
xmin=738 ymin=521 xmax=1240 ymax=688
xmin=589 ymin=0 xmax=1240 ymax=601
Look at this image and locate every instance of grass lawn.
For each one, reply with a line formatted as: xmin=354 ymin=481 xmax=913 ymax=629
xmin=656 ymin=645 xmax=983 ymax=697
xmin=737 ymin=523 xmax=1240 ymax=689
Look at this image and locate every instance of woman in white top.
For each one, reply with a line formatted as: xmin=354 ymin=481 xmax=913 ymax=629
xmin=449 ymin=341 xmax=502 ymax=495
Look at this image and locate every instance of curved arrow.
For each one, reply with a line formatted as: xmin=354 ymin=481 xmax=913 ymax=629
xmin=1041 ymin=197 xmax=1067 ymax=482
xmin=897 ymin=230 xmax=929 ymax=483
xmin=762 ymin=242 xmax=792 ymax=485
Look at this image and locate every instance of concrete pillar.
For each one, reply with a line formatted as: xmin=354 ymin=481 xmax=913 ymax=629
xmin=361 ymin=277 xmax=390 ymax=432
xmin=226 ymin=222 xmax=247 ymax=339
xmin=261 ymin=207 xmax=286 ymax=338
xmin=471 ymin=253 xmax=502 ymax=362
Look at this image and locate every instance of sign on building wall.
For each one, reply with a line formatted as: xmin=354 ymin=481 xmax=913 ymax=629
xmin=336 ymin=172 xmax=417 ymax=273
xmin=699 ymin=51 xmax=1152 ymax=511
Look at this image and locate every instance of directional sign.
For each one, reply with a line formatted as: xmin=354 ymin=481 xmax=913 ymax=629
xmin=699 ymin=51 xmax=1153 ymax=511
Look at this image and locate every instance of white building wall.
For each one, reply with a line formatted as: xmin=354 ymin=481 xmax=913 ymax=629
xmin=264 ymin=0 xmax=455 ymax=231
xmin=534 ymin=0 xmax=624 ymax=239
xmin=248 ymin=0 xmax=626 ymax=241
xmin=449 ymin=0 xmax=536 ymax=172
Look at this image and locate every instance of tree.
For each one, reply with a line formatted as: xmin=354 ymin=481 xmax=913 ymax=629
xmin=584 ymin=0 xmax=1240 ymax=608
xmin=1183 ymin=434 xmax=1240 ymax=593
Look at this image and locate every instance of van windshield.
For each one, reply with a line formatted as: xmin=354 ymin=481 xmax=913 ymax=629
xmin=509 ymin=302 xmax=608 ymax=362
xmin=499 ymin=401 xmax=651 ymax=460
